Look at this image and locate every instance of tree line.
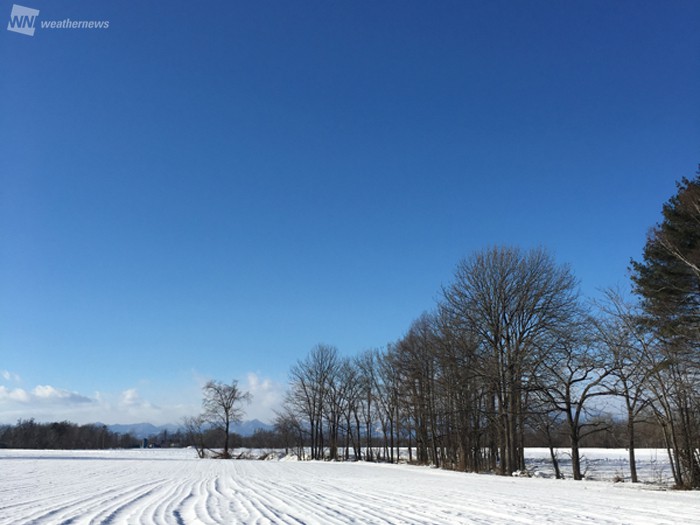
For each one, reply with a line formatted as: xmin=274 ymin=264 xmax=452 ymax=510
xmin=0 ymin=419 xmax=141 ymax=449
xmin=2 ymin=169 xmax=697 ymax=488
xmin=276 ymin=169 xmax=700 ymax=488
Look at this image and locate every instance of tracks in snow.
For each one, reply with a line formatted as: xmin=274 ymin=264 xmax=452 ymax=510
xmin=1 ymin=451 xmax=699 ymax=524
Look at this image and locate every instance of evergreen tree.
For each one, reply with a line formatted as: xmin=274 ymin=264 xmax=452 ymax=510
xmin=631 ymin=168 xmax=700 ymax=342
xmin=630 ymin=166 xmax=700 ymax=488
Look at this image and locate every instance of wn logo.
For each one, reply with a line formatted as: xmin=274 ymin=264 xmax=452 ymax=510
xmin=7 ymin=4 xmax=39 ymax=36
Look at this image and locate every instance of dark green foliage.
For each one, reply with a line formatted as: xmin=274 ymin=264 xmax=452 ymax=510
xmin=630 ymin=166 xmax=700 ymax=489
xmin=631 ymin=170 xmax=700 ymax=342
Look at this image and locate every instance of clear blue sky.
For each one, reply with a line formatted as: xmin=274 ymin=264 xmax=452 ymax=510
xmin=1 ymin=0 xmax=698 ymax=425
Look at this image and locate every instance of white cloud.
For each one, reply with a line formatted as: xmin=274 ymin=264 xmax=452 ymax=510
xmin=0 ymin=384 xmax=95 ymax=425
xmin=0 ymin=383 xmax=176 ymax=426
xmin=85 ymin=388 xmax=165 ymax=424
xmin=0 ymin=372 xmax=286 ymax=426
xmin=242 ymin=372 xmax=285 ymax=423
xmin=32 ymin=385 xmax=93 ymax=404
xmin=0 ymin=385 xmax=31 ymax=403
xmin=0 ymin=384 xmax=93 ymax=406
xmin=119 ymin=388 xmax=143 ymax=407
xmin=1 ymin=370 xmax=21 ymax=383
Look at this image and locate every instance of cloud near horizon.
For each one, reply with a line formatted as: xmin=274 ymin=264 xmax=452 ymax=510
xmin=0 ymin=385 xmax=93 ymax=405
xmin=242 ymin=372 xmax=285 ymax=423
xmin=0 ymin=372 xmax=285 ymax=426
xmin=0 ymin=375 xmax=195 ymax=426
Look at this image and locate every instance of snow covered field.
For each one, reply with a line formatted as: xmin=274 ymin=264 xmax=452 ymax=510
xmin=524 ymin=447 xmax=676 ymax=484
xmin=1 ymin=448 xmax=698 ymax=525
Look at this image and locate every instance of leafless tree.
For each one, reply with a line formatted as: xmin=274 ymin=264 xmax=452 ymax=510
xmin=529 ymin=408 xmax=565 ymax=479
xmin=441 ymin=246 xmax=579 ymax=475
xmin=273 ymin=408 xmax=306 ymax=458
xmin=643 ymin=342 xmax=700 ymax=488
xmin=537 ymin=318 xmax=614 ymax=480
xmin=433 ymin=307 xmax=496 ymax=473
xmin=336 ymin=357 xmax=362 ymax=460
xmin=375 ymin=347 xmax=401 ymax=463
xmin=391 ymin=314 xmax=444 ymax=466
xmin=182 ymin=415 xmax=207 ymax=458
xmin=201 ymin=379 xmax=251 ymax=459
xmin=594 ymin=289 xmax=656 ymax=482
xmin=286 ymin=344 xmax=340 ymax=460
xmin=355 ymin=349 xmax=380 ymax=461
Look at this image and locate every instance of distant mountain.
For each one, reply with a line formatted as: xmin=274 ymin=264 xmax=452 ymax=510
xmin=107 ymin=419 xmax=273 ymax=439
xmin=107 ymin=423 xmax=181 ymax=439
xmin=231 ymin=419 xmax=274 ymax=436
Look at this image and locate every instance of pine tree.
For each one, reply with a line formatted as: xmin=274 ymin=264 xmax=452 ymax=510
xmin=631 ymin=168 xmax=700 ymax=342
xmin=630 ymin=166 xmax=700 ymax=488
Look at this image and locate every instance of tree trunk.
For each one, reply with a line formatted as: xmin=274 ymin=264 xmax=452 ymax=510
xmin=224 ymin=416 xmax=230 ymax=458
xmin=549 ymin=445 xmax=563 ymax=480
xmin=571 ymin=439 xmax=582 ymax=480
xmin=627 ymin=415 xmax=638 ymax=483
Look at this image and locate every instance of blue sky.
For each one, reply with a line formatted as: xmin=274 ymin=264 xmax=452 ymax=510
xmin=1 ymin=1 xmax=699 ymax=425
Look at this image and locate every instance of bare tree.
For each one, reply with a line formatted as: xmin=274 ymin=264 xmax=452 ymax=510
xmin=273 ymin=408 xmax=306 ymax=458
xmin=202 ymin=379 xmax=251 ymax=459
xmin=537 ymin=319 xmax=614 ymax=480
xmin=182 ymin=415 xmax=207 ymax=458
xmin=643 ymin=341 xmax=700 ymax=488
xmin=433 ymin=310 xmax=490 ymax=473
xmin=286 ymin=344 xmax=340 ymax=460
xmin=336 ymin=357 xmax=362 ymax=460
xmin=392 ymin=314 xmax=442 ymax=466
xmin=594 ymin=289 xmax=656 ymax=483
xmin=529 ymin=408 xmax=565 ymax=479
xmin=376 ymin=348 xmax=401 ymax=463
xmin=322 ymin=354 xmax=346 ymax=461
xmin=355 ymin=349 xmax=380 ymax=461
xmin=441 ymin=246 xmax=579 ymax=475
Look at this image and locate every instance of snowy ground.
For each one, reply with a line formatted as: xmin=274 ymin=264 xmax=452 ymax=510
xmin=0 ymin=448 xmax=698 ymax=525
xmin=523 ymin=447 xmax=676 ymax=484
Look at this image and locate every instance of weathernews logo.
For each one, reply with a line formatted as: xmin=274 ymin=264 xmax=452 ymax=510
xmin=7 ymin=4 xmax=110 ymax=36
xmin=7 ymin=4 xmax=38 ymax=36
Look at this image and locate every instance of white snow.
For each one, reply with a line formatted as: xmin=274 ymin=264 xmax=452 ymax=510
xmin=524 ymin=447 xmax=676 ymax=484
xmin=0 ymin=448 xmax=697 ymax=524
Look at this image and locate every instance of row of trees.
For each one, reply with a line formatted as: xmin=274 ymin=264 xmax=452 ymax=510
xmin=276 ymin=170 xmax=699 ymax=488
xmin=277 ymin=249 xmax=605 ymax=478
xmin=4 ymin=170 xmax=696 ymax=488
xmin=0 ymin=419 xmax=141 ymax=449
